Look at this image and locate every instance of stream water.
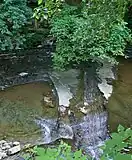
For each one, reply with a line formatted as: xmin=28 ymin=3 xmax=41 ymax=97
xmin=0 ymin=82 xmax=58 ymax=144
xmin=0 ymin=59 xmax=132 ymax=159
xmin=107 ymin=59 xmax=132 ymax=131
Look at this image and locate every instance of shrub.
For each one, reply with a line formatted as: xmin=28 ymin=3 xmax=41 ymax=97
xmin=0 ymin=0 xmax=32 ymax=51
xmin=22 ymin=141 xmax=89 ymax=160
xmin=21 ymin=125 xmax=132 ymax=160
xmin=101 ymin=125 xmax=132 ymax=160
xmin=50 ymin=1 xmax=131 ymax=69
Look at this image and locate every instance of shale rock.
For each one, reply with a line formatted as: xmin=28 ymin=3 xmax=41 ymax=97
xmin=0 ymin=140 xmax=21 ymax=159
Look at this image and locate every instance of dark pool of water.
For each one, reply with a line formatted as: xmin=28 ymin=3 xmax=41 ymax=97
xmin=107 ymin=59 xmax=132 ymax=132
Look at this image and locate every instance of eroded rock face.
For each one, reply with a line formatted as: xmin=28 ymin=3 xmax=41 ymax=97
xmin=0 ymin=55 xmax=115 ymax=160
xmin=0 ymin=72 xmax=51 ymax=91
xmin=68 ymin=62 xmax=115 ymax=159
xmin=97 ymin=62 xmax=116 ymax=100
xmin=49 ymin=69 xmax=80 ymax=107
xmin=33 ymin=64 xmax=115 ymax=159
xmin=33 ymin=69 xmax=80 ymax=144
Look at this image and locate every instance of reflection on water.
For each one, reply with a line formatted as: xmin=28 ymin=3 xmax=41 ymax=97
xmin=0 ymin=82 xmax=57 ymax=142
xmin=107 ymin=59 xmax=132 ymax=132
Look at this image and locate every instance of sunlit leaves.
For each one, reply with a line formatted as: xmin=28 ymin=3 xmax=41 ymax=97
xmin=38 ymin=0 xmax=43 ymax=5
xmin=34 ymin=0 xmax=63 ymax=21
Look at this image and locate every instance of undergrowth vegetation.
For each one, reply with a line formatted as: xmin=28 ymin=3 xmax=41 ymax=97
xmin=0 ymin=0 xmax=131 ymax=69
xmin=21 ymin=125 xmax=132 ymax=160
xmin=0 ymin=0 xmax=32 ymax=50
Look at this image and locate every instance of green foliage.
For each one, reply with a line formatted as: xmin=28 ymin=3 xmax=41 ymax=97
xmin=22 ymin=141 xmax=88 ymax=160
xmin=101 ymin=125 xmax=132 ymax=160
xmin=23 ymin=29 xmax=50 ymax=48
xmin=33 ymin=0 xmax=63 ymax=21
xmin=0 ymin=0 xmax=32 ymax=51
xmin=50 ymin=1 xmax=131 ymax=69
xmin=21 ymin=125 xmax=132 ymax=160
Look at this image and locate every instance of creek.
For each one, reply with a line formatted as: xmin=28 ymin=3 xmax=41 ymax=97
xmin=0 ymin=52 xmax=132 ymax=159
xmin=107 ymin=59 xmax=132 ymax=131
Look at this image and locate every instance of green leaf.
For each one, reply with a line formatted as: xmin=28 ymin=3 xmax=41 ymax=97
xmin=118 ymin=125 xmax=125 ymax=133
xmin=38 ymin=0 xmax=43 ymax=5
xmin=74 ymin=150 xmax=82 ymax=159
xmin=115 ymin=153 xmax=132 ymax=160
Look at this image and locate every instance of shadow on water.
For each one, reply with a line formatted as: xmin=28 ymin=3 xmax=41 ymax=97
xmin=107 ymin=59 xmax=132 ymax=132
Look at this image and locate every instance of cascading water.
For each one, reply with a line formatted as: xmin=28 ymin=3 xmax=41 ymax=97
xmin=71 ymin=110 xmax=109 ymax=159
xmin=35 ymin=118 xmax=73 ymax=144
xmin=0 ymin=49 xmax=115 ymax=159
xmin=34 ymin=69 xmax=79 ymax=144
xmin=34 ymin=64 xmax=114 ymax=159
xmin=0 ymin=45 xmax=132 ymax=160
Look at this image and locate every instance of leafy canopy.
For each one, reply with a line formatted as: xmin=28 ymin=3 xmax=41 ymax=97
xmin=33 ymin=0 xmax=62 ymax=21
xmin=50 ymin=0 xmax=131 ymax=69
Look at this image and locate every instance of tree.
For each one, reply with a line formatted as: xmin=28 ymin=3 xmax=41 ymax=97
xmin=50 ymin=0 xmax=132 ymax=69
xmin=0 ymin=0 xmax=32 ymax=51
xmin=35 ymin=0 xmax=131 ymax=69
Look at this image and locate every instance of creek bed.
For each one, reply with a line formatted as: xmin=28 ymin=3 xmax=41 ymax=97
xmin=0 ymin=82 xmax=57 ymax=144
xmin=107 ymin=59 xmax=132 ymax=131
xmin=0 ymin=60 xmax=132 ymax=159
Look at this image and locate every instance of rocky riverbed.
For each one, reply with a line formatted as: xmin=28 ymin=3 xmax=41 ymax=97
xmin=0 ymin=48 xmax=131 ymax=159
xmin=0 ymin=140 xmax=21 ymax=159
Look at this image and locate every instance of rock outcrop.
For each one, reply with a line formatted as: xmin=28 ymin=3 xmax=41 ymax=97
xmin=0 ymin=140 xmax=21 ymax=160
xmin=0 ymin=48 xmax=116 ymax=160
